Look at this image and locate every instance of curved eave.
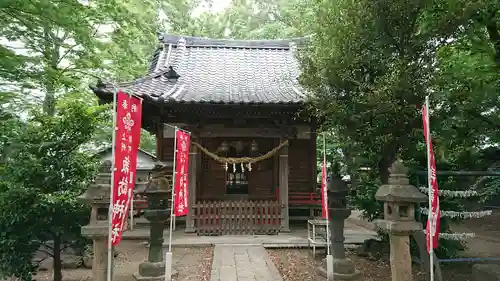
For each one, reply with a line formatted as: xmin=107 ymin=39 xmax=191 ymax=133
xmin=90 ymin=84 xmax=306 ymax=108
xmin=142 ymin=94 xmax=305 ymax=107
xmin=90 ymin=85 xmax=114 ymax=104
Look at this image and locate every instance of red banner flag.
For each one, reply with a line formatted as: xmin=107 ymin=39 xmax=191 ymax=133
xmin=173 ymin=129 xmax=190 ymax=217
xmin=321 ymin=160 xmax=329 ymax=219
xmin=111 ymin=91 xmax=142 ymax=246
xmin=422 ymin=102 xmax=440 ymax=252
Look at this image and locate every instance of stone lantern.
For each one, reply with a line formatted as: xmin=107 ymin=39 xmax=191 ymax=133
xmin=134 ymin=162 xmax=177 ymax=281
xmin=374 ymin=160 xmax=427 ymax=281
xmin=78 ymin=160 xmax=114 ymax=281
xmin=319 ymin=165 xmax=361 ymax=280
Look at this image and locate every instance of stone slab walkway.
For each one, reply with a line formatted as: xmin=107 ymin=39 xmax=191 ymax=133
xmin=211 ymin=245 xmax=283 ymax=281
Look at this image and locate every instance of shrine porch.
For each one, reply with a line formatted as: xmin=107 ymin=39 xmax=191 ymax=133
xmin=129 ymin=189 xmax=326 ymax=231
xmin=121 ymin=217 xmax=378 ymax=248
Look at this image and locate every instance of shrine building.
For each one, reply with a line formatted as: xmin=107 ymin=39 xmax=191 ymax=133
xmin=91 ymin=34 xmax=320 ymax=235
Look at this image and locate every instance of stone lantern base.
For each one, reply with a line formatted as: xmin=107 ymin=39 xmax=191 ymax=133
xmin=317 ymin=258 xmax=362 ymax=281
xmin=133 ymin=261 xmax=178 ymax=281
xmin=81 ymin=223 xmax=113 ymax=281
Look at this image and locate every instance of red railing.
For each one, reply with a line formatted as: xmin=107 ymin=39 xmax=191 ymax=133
xmin=276 ymin=187 xmax=322 ymax=205
xmin=132 ymin=195 xmax=148 ymax=210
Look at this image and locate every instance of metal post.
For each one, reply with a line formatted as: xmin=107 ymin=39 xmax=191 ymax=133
xmin=130 ymin=195 xmax=134 ymax=230
xmin=416 ymin=177 xmax=421 ymax=222
xmin=323 ymin=132 xmax=333 ymax=280
xmin=425 ymin=96 xmax=435 ymax=281
xmin=323 ymin=133 xmax=331 ymax=256
xmin=168 ymin=127 xmax=178 ymax=252
xmin=165 ymin=127 xmax=178 ymax=281
xmin=107 ymin=89 xmax=118 ymax=281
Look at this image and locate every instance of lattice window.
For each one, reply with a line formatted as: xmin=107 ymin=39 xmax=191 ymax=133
xmin=226 ymin=163 xmax=249 ymax=194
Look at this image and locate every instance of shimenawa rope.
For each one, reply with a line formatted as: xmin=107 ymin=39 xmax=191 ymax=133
xmin=192 ymin=141 xmax=289 ymax=165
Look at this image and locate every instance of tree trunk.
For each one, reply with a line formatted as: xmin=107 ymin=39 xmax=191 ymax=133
xmin=43 ymin=90 xmax=56 ymax=117
xmin=52 ymin=237 xmax=62 ymax=281
xmin=485 ymin=19 xmax=500 ymax=67
xmin=378 ymin=142 xmax=400 ymax=184
xmin=41 ymin=26 xmax=60 ymax=117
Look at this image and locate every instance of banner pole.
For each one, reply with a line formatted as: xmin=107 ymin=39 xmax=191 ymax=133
xmin=323 ymin=132 xmax=333 ymax=280
xmin=425 ymin=95 xmax=435 ymax=281
xmin=107 ymin=89 xmax=118 ymax=281
xmin=165 ymin=127 xmax=178 ymax=281
xmin=126 ymin=90 xmax=134 ymax=232
xmin=130 ymin=195 xmax=134 ymax=230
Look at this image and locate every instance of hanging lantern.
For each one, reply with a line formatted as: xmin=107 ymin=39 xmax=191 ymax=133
xmin=219 ymin=141 xmax=229 ymax=152
xmin=251 ymin=140 xmax=259 ymax=152
xmin=235 ymin=140 xmax=244 ymax=153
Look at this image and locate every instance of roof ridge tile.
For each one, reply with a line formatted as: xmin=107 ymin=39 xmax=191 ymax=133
xmin=159 ymin=33 xmax=310 ymax=49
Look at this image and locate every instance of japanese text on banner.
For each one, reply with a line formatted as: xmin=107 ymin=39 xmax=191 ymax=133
xmin=111 ymin=91 xmax=142 ymax=246
xmin=174 ymin=130 xmax=190 ymax=217
xmin=321 ymin=161 xmax=329 ymax=219
xmin=422 ymin=103 xmax=440 ymax=252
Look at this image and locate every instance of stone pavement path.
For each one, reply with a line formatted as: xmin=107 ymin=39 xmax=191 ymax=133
xmin=210 ymin=245 xmax=283 ymax=281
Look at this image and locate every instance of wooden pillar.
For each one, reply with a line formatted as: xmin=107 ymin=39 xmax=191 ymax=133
xmin=279 ymin=139 xmax=290 ymax=232
xmin=185 ymin=139 xmax=198 ymax=233
xmin=155 ymin=123 xmax=164 ymax=161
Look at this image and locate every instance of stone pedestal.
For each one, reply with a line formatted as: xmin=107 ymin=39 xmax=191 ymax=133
xmin=81 ymin=224 xmax=109 ymax=281
xmin=318 ymin=258 xmax=362 ymax=281
xmin=134 ymin=262 xmax=178 ymax=281
xmin=318 ymin=171 xmax=361 ymax=280
xmin=374 ymin=160 xmax=427 ymax=281
xmin=390 ymin=235 xmax=412 ymax=280
xmin=134 ymin=163 xmax=178 ymax=281
xmin=78 ymin=161 xmax=115 ymax=281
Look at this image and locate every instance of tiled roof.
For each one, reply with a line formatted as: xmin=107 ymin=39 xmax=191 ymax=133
xmin=95 ymin=34 xmax=309 ymax=105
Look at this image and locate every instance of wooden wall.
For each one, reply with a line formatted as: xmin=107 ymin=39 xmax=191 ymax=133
xmin=199 ymin=138 xmax=225 ymax=199
xmin=245 ymin=138 xmax=276 ymax=199
xmin=288 ymin=138 xmax=316 ymax=193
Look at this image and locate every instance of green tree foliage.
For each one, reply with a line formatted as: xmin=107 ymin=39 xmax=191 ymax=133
xmin=0 ymin=110 xmax=22 ymax=164
xmin=157 ymin=0 xmax=310 ymax=39
xmin=299 ymin=0 xmax=499 ymax=257
xmin=0 ymin=0 xmax=163 ymax=110
xmin=1 ymin=0 xmax=309 ymax=155
xmin=0 ymin=102 xmax=107 ymax=281
xmin=301 ymin=0 xmax=441 ymax=183
xmin=300 ymin=0 xmax=499 ymax=197
xmin=0 ymin=1 xmax=312 ymax=280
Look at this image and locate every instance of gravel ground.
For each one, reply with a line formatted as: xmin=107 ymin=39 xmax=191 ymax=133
xmin=268 ymin=249 xmax=473 ymax=281
xmin=174 ymin=247 xmax=213 ymax=281
xmin=268 ymin=249 xmax=321 ymax=281
xmin=33 ymin=241 xmax=213 ymax=281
